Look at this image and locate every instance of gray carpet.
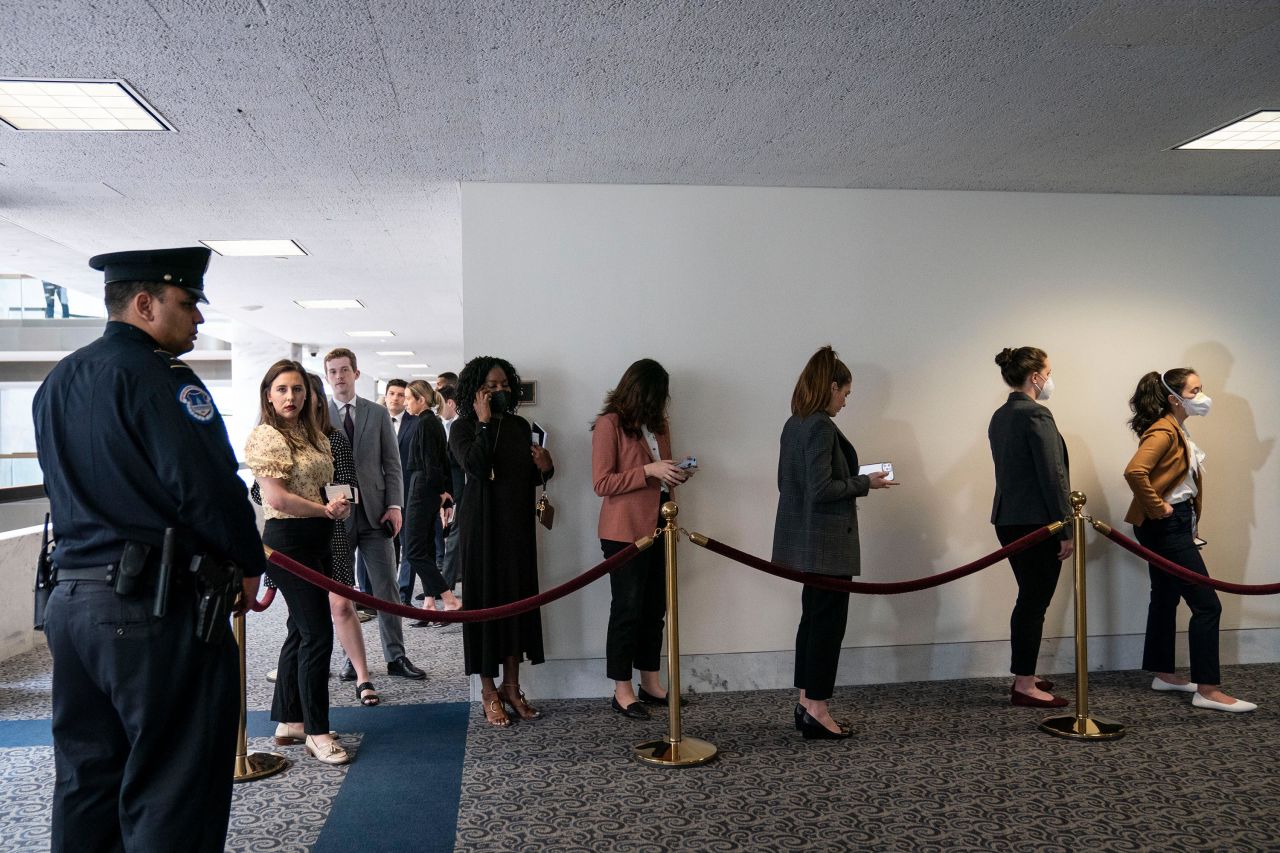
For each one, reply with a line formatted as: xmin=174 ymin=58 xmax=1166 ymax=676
xmin=457 ymin=665 xmax=1280 ymax=852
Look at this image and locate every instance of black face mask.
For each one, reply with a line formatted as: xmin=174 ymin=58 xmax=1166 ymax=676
xmin=488 ymin=390 xmax=510 ymax=414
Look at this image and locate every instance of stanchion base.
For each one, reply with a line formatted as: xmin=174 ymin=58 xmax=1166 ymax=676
xmin=234 ymin=751 xmax=289 ymax=783
xmin=1038 ymin=714 xmax=1125 ymax=740
xmin=633 ymin=736 xmax=718 ymax=767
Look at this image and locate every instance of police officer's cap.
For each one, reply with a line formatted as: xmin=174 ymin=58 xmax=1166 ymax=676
xmin=88 ymin=246 xmax=212 ymax=304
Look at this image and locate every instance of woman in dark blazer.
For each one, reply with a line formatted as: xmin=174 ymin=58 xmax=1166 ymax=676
xmin=1123 ymin=368 xmax=1254 ymax=712
xmin=774 ymin=346 xmax=897 ymax=740
xmin=988 ymin=346 xmax=1072 ymax=709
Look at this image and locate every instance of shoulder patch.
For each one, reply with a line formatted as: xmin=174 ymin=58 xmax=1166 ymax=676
xmin=177 ymin=384 xmax=216 ymax=423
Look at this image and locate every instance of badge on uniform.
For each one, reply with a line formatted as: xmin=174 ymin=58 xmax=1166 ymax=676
xmin=177 ymin=384 xmax=215 ymax=423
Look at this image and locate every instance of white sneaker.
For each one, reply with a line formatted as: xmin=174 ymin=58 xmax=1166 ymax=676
xmin=1151 ymin=676 xmax=1197 ymax=693
xmin=266 ymin=668 xmax=278 ymax=683
xmin=1192 ymin=693 xmax=1257 ymax=713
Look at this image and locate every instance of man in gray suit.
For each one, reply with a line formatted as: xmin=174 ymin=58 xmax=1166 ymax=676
xmin=324 ymin=348 xmax=425 ymax=680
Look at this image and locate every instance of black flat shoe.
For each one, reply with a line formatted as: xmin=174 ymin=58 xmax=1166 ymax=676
xmin=612 ymin=696 xmax=651 ymax=720
xmin=799 ymin=711 xmax=852 ymax=740
xmin=794 ymin=704 xmax=805 ymax=731
xmin=637 ymin=687 xmax=687 ymax=707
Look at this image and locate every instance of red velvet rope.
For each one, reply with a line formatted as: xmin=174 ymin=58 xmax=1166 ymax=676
xmin=249 ymin=587 xmax=276 ymax=612
xmin=264 ymin=539 xmax=649 ymax=622
xmin=691 ymin=525 xmax=1056 ymax=594
xmin=1098 ymin=525 xmax=1280 ymax=595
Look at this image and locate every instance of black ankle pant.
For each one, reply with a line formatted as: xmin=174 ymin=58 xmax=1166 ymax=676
xmin=997 ymin=524 xmax=1064 ymax=677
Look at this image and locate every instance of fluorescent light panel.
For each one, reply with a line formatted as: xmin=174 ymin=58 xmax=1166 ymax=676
xmin=376 ymin=351 xmax=415 ymax=356
xmin=294 ymin=299 xmax=364 ymax=310
xmin=396 ymin=363 xmax=430 ymax=368
xmin=1177 ymin=110 xmax=1280 ymax=150
xmin=202 ymin=239 xmax=307 ymax=257
xmin=0 ymin=79 xmax=170 ymax=131
xmin=346 ymin=330 xmax=394 ymax=338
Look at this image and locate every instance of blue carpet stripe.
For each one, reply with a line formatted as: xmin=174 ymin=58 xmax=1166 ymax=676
xmin=0 ymin=702 xmax=470 ymax=853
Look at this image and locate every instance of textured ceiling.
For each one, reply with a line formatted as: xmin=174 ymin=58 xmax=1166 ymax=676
xmin=1 ymin=0 xmax=1277 ymax=371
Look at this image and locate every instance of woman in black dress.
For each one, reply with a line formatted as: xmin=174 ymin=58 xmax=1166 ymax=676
xmin=451 ymin=356 xmax=554 ymax=727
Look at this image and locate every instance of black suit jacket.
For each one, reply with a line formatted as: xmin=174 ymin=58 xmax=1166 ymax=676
xmin=395 ymin=412 xmax=419 ymax=482
xmin=988 ymin=391 xmax=1071 ymax=538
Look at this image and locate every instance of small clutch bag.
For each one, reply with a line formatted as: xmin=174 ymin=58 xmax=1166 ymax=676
xmin=535 ymin=472 xmax=554 ymax=530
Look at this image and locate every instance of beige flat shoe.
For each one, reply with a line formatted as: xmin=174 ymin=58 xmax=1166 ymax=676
xmin=275 ymin=723 xmax=338 ymax=745
xmin=305 ymin=735 xmax=351 ymax=765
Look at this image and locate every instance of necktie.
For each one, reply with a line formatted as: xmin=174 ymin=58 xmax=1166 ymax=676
xmin=343 ymin=404 xmax=355 ymax=443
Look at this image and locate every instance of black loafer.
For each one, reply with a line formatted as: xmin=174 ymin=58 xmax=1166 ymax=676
xmin=612 ymin=697 xmax=651 ymax=720
xmin=387 ymin=656 xmax=426 ymax=680
xmin=339 ymin=659 xmax=357 ymax=682
xmin=799 ymin=711 xmax=852 ymax=740
xmin=637 ymin=687 xmax=687 ymax=707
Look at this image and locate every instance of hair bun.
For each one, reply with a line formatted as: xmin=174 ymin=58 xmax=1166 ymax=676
xmin=994 ymin=348 xmax=1014 ymax=368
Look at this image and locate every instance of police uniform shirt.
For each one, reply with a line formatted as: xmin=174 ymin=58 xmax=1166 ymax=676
xmin=33 ymin=321 xmax=265 ymax=576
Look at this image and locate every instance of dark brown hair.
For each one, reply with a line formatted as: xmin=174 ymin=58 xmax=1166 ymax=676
xmin=791 ymin=346 xmax=852 ymax=418
xmin=307 ymin=372 xmax=333 ymax=434
xmin=1129 ymin=368 xmax=1197 ymax=436
xmin=994 ymin=347 xmax=1048 ymax=388
xmin=594 ymin=358 xmax=670 ymax=438
xmin=257 ymin=359 xmax=327 ymax=453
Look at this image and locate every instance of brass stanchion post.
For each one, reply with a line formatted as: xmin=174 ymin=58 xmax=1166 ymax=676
xmin=233 ymin=611 xmax=289 ymax=782
xmin=1039 ymin=492 xmax=1125 ymax=741
xmin=634 ymin=501 xmax=718 ymax=767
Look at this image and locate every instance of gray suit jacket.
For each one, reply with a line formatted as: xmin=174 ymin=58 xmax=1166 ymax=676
xmin=772 ymin=413 xmax=870 ymax=576
xmin=330 ymin=396 xmax=404 ymax=528
xmin=988 ymin=391 xmax=1071 ymax=538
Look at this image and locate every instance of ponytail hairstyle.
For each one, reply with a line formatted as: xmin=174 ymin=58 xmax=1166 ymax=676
xmin=790 ymin=346 xmax=853 ymax=417
xmin=1129 ymin=367 xmax=1196 ymax=436
xmin=994 ymin=347 xmax=1048 ymax=388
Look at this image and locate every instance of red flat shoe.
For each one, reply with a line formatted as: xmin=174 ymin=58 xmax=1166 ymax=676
xmin=1010 ymin=686 xmax=1068 ymax=708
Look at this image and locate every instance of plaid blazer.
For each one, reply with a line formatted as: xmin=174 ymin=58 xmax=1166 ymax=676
xmin=771 ymin=413 xmax=869 ymax=577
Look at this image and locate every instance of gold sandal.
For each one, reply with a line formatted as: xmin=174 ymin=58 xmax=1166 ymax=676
xmin=481 ymin=687 xmax=512 ymax=728
xmin=500 ymin=682 xmax=543 ymax=721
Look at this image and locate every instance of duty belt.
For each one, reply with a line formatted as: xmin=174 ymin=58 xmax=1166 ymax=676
xmin=55 ymin=565 xmax=116 ymax=584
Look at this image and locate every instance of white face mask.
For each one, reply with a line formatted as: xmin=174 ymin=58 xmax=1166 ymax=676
xmin=1181 ymin=392 xmax=1212 ymax=418
xmin=1161 ymin=373 xmax=1210 ymax=418
xmin=1033 ymin=374 xmax=1055 ymax=401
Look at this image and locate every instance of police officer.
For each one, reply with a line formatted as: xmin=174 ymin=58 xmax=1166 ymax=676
xmin=33 ymin=247 xmax=265 ymax=852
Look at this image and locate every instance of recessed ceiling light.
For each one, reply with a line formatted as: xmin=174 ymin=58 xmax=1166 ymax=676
xmin=346 ymin=330 xmax=394 ymax=338
xmin=202 ymin=239 xmax=307 ymax=257
xmin=294 ymin=298 xmax=364 ymax=310
xmin=396 ymin=363 xmax=430 ymax=368
xmin=1176 ymin=110 xmax=1280 ymax=150
xmin=376 ymin=350 xmax=415 ymax=356
xmin=0 ymin=78 xmax=171 ymax=131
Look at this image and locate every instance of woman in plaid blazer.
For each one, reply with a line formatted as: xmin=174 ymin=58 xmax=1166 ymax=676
xmin=773 ymin=346 xmax=897 ymax=740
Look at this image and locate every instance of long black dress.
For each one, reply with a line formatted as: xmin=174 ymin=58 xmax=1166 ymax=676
xmin=450 ymin=412 xmax=551 ymax=677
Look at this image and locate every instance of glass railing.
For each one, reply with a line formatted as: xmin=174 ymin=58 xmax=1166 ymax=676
xmin=0 ymin=276 xmax=105 ymax=320
xmin=0 ymin=454 xmax=41 ymax=488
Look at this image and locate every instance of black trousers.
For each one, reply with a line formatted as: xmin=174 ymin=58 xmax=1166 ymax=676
xmin=602 ymin=538 xmax=667 ymax=681
xmin=263 ymin=518 xmax=334 ymax=734
xmin=794 ymin=579 xmax=851 ymax=701
xmin=403 ymin=483 xmax=448 ymax=600
xmin=997 ymin=524 xmax=1064 ymax=677
xmin=1134 ymin=503 xmax=1222 ymax=684
xmin=45 ymin=578 xmax=238 ymax=853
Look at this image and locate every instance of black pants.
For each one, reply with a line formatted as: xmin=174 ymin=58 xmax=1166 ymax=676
xmin=997 ymin=524 xmax=1064 ymax=677
xmin=403 ymin=480 xmax=448 ymax=600
xmin=263 ymin=518 xmax=334 ymax=734
xmin=794 ymin=579 xmax=851 ymax=701
xmin=45 ymin=578 xmax=238 ymax=853
xmin=602 ymin=538 xmax=667 ymax=681
xmin=1134 ymin=503 xmax=1222 ymax=685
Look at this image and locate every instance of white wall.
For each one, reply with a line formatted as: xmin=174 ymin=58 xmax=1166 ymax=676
xmin=461 ymin=183 xmax=1280 ymax=695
